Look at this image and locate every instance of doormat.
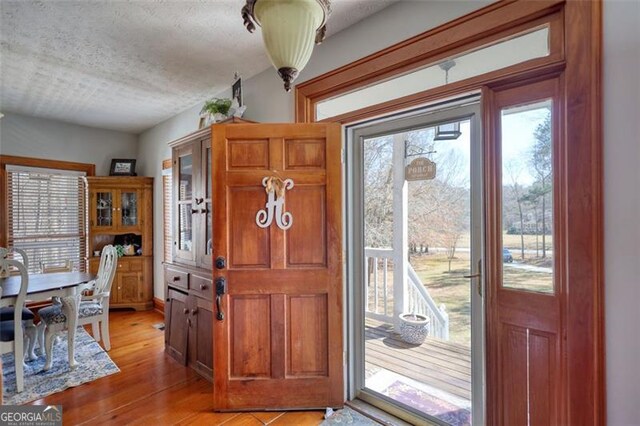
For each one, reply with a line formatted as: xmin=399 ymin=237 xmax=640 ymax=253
xmin=367 ymin=369 xmax=471 ymax=426
xmin=2 ymin=327 xmax=120 ymax=405
xmin=321 ymin=407 xmax=381 ymax=425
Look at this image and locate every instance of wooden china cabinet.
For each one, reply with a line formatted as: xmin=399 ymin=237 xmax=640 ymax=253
xmin=85 ymin=176 xmax=153 ymax=310
xmin=164 ymin=118 xmax=253 ymax=380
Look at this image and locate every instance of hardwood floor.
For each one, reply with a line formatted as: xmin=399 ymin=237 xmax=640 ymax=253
xmin=28 ymin=310 xmax=327 ymax=425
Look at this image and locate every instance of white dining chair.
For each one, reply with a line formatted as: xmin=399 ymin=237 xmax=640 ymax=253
xmin=36 ymin=293 xmax=81 ymax=371
xmin=77 ymin=245 xmax=117 ymax=350
xmin=0 ymin=247 xmax=37 ymax=361
xmin=0 ymin=255 xmax=30 ymax=392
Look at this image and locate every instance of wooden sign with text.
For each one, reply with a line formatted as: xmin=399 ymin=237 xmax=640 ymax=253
xmin=405 ymin=157 xmax=436 ymax=181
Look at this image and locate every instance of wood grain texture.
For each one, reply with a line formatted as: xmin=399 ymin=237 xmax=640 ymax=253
xmin=213 ymin=123 xmax=343 ymax=411
xmin=29 ymin=310 xmax=325 ymax=425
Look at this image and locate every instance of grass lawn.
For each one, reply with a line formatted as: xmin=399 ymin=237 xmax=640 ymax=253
xmin=411 ymin=250 xmax=553 ymax=346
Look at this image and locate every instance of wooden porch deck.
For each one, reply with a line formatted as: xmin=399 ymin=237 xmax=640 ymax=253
xmin=365 ymin=318 xmax=472 ymax=402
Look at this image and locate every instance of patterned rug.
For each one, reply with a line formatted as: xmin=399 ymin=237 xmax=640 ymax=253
xmin=2 ymin=327 xmax=120 ymax=405
xmin=367 ymin=369 xmax=471 ymax=426
xmin=321 ymin=407 xmax=381 ymax=425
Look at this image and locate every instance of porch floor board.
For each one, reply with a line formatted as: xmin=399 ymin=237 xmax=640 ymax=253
xmin=364 ymin=318 xmax=472 ymax=402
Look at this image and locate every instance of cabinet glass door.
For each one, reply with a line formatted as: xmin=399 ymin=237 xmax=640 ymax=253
xmin=95 ymin=192 xmax=113 ymax=227
xmin=199 ymin=140 xmax=213 ymax=267
xmin=120 ymin=191 xmax=139 ymax=227
xmin=175 ymin=147 xmax=195 ymax=263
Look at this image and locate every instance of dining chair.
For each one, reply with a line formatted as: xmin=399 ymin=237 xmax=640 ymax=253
xmin=0 ymin=247 xmax=38 ymax=361
xmin=0 ymin=255 xmax=30 ymax=392
xmin=36 ymin=293 xmax=81 ymax=371
xmin=77 ymin=245 xmax=117 ymax=350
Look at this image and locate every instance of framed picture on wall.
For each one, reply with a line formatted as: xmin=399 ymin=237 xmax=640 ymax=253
xmin=232 ymin=76 xmax=242 ymax=107
xmin=109 ymin=159 xmax=137 ymax=176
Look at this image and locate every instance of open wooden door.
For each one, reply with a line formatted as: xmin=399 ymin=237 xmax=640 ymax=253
xmin=212 ymin=123 xmax=343 ymax=410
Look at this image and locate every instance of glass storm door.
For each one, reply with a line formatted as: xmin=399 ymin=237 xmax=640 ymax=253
xmin=348 ymin=101 xmax=484 ymax=425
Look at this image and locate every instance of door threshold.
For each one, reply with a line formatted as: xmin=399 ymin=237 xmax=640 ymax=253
xmin=346 ymin=399 xmax=415 ymax=426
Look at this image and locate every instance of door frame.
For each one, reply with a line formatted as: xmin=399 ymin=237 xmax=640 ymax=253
xmin=345 ymin=100 xmax=485 ymax=425
xmin=300 ymin=2 xmax=603 ymax=423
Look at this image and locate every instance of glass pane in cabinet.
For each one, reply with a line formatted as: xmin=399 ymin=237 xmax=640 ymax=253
xmin=179 ymin=154 xmax=193 ymax=201
xmin=205 ymin=202 xmax=212 ymax=256
xmin=178 ymin=203 xmax=193 ymax=252
xmin=206 ymin=147 xmax=212 ymax=198
xmin=500 ymin=99 xmax=554 ymax=293
xmin=121 ymin=192 xmax=138 ymax=226
xmin=96 ymin=192 xmax=113 ymax=227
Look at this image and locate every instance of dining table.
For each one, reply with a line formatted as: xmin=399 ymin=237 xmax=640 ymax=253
xmin=0 ymin=271 xmax=96 ymax=360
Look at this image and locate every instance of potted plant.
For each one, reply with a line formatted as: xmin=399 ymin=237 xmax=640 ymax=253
xmin=398 ymin=312 xmax=430 ymax=344
xmin=200 ymin=98 xmax=233 ymax=124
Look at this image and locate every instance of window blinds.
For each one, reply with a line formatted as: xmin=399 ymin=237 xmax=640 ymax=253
xmin=162 ymin=167 xmax=173 ymax=263
xmin=6 ymin=166 xmax=87 ymax=273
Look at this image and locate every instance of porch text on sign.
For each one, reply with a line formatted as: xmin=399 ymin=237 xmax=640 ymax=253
xmin=405 ymin=157 xmax=436 ymax=181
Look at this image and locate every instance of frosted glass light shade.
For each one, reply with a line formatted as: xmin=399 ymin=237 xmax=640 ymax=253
xmin=243 ymin=0 xmax=330 ymax=91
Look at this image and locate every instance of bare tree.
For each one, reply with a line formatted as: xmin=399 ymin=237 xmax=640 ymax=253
xmin=529 ymin=113 xmax=552 ymax=258
xmin=505 ymin=160 xmax=526 ymax=259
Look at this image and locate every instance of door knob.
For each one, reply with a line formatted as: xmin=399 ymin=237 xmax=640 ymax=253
xmin=183 ymin=308 xmax=189 ymax=314
xmin=215 ymin=277 xmax=227 ymax=321
xmin=215 ymin=256 xmax=226 ymax=270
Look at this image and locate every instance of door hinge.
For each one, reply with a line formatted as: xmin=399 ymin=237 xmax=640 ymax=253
xmin=341 ymin=149 xmax=345 ymax=164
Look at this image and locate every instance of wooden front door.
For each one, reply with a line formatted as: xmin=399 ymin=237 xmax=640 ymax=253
xmin=212 ymin=123 xmax=343 ymax=410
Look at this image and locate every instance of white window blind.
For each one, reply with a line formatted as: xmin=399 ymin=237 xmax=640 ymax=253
xmin=6 ymin=165 xmax=87 ymax=273
xmin=162 ymin=166 xmax=173 ymax=263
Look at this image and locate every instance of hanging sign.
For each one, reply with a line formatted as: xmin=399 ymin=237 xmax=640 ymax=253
xmin=256 ymin=176 xmax=294 ymax=230
xmin=405 ymin=157 xmax=436 ymax=181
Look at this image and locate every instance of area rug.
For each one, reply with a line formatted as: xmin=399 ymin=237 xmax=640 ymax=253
xmin=321 ymin=407 xmax=381 ymax=425
xmin=367 ymin=369 xmax=471 ymax=426
xmin=2 ymin=327 xmax=120 ymax=405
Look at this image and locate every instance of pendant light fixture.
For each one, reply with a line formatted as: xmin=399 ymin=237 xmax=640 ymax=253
xmin=242 ymin=0 xmax=331 ymax=92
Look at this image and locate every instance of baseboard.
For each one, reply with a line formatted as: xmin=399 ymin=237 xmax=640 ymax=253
xmin=153 ymin=297 xmax=165 ymax=315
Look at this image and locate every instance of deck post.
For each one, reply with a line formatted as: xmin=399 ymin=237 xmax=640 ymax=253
xmin=392 ymin=133 xmax=408 ymax=332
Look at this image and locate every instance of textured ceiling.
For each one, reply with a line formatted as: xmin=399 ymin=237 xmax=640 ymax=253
xmin=0 ymin=0 xmax=396 ymax=133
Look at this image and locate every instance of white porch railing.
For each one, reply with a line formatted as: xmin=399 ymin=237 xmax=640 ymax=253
xmin=364 ymin=247 xmax=450 ymax=340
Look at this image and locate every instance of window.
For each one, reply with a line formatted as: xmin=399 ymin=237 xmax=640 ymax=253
xmin=6 ymin=165 xmax=87 ymax=273
xmin=162 ymin=160 xmax=172 ymax=263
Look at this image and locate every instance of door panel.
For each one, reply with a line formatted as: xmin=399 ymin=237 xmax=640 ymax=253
xmin=230 ymin=295 xmax=272 ymax=379
xmin=228 ymin=187 xmax=271 ymax=268
xmin=166 ymin=289 xmax=188 ymax=365
xmin=287 ymin=294 xmax=328 ymax=377
xmin=213 ymin=123 xmax=343 ymax=411
xmin=485 ymin=77 xmax=563 ymax=425
xmin=285 ymin=185 xmax=327 ymax=267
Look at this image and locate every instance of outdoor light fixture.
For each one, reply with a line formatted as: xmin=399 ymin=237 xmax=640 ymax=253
xmin=434 ymin=59 xmax=462 ymax=141
xmin=242 ymin=0 xmax=331 ymax=92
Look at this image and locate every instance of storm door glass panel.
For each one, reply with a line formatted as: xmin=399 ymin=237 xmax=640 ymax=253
xmin=96 ymin=192 xmax=113 ymax=227
xmin=361 ymin=114 xmax=479 ymax=425
xmin=120 ymin=192 xmax=138 ymax=226
xmin=178 ymin=154 xmax=193 ymax=252
xmin=500 ymin=100 xmax=554 ymax=293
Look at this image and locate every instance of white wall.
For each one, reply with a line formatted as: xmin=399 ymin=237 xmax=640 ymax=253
xmin=138 ymin=0 xmax=491 ymax=301
xmin=0 ymin=112 xmax=138 ymax=175
xmin=603 ymin=0 xmax=640 ymax=424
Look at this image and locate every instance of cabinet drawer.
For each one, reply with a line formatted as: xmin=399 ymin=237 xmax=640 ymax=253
xmin=165 ymin=266 xmax=189 ymax=290
xmin=116 ymin=261 xmax=129 ymax=272
xmin=190 ymin=274 xmax=213 ymax=300
xmin=128 ymin=258 xmax=143 ymax=272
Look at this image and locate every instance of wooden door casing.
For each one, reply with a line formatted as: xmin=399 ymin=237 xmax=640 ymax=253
xmin=485 ymin=76 xmax=564 ymax=425
xmin=212 ymin=123 xmax=343 ymax=410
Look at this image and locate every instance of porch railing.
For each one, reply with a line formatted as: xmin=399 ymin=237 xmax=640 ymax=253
xmin=364 ymin=247 xmax=449 ymax=340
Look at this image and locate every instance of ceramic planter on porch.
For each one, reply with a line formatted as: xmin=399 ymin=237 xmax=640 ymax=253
xmin=398 ymin=313 xmax=430 ymax=344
